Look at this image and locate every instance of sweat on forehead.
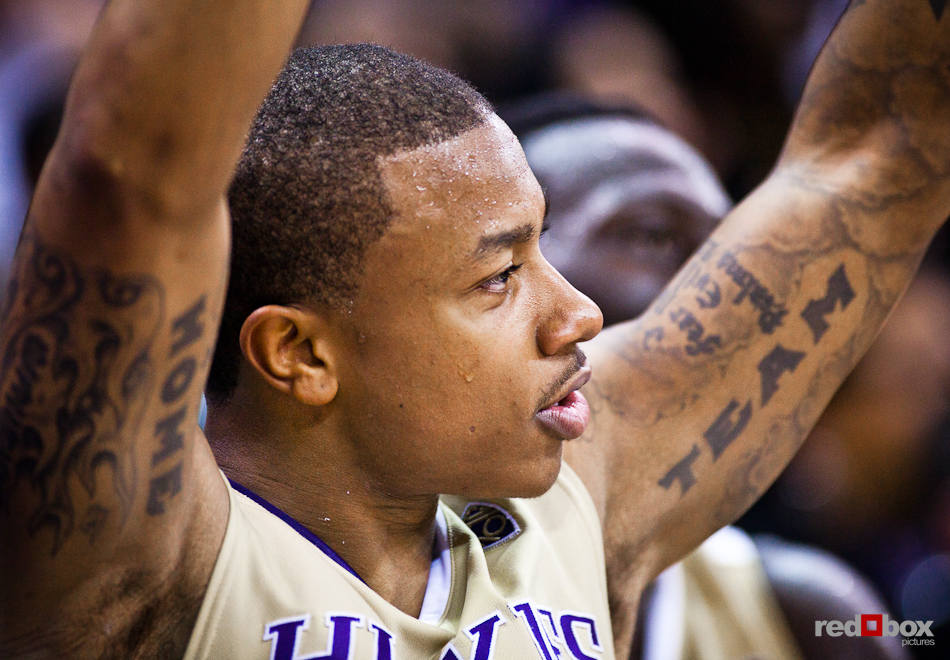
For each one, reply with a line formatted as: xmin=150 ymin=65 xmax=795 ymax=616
xmin=378 ymin=114 xmax=535 ymax=210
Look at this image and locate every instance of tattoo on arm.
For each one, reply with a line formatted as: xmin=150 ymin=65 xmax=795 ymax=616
xmin=647 ymin=249 xmax=786 ymax=359
xmin=758 ymin=345 xmax=806 ymax=406
xmin=801 ymin=264 xmax=855 ymax=344
xmin=0 ymin=228 xmax=165 ymax=553
xmin=657 ymin=261 xmax=853 ymax=496
xmin=716 ymin=252 xmax=788 ymax=334
xmin=657 ymin=445 xmax=701 ymax=494
xmin=0 ymin=228 xmax=212 ymax=554
xmin=703 ymin=399 xmax=753 ymax=460
xmin=146 ymin=295 xmax=207 ymax=516
xmin=670 ymin=307 xmax=721 ymax=356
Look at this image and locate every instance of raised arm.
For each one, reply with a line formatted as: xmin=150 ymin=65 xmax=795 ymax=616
xmin=567 ymin=0 xmax=950 ymax=612
xmin=0 ymin=0 xmax=309 ymax=655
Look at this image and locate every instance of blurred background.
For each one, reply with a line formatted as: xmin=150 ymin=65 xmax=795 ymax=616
xmin=3 ymin=0 xmax=949 ymax=655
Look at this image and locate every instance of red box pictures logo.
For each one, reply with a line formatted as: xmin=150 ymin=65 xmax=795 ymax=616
xmin=815 ymin=615 xmax=935 ymax=648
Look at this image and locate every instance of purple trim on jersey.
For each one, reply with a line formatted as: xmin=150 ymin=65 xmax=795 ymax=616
xmin=229 ymin=479 xmax=364 ymax=583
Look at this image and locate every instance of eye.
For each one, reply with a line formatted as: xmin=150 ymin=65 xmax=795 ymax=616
xmin=480 ymin=263 xmax=523 ymax=294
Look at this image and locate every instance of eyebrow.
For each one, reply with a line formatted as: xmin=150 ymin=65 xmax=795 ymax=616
xmin=473 ymin=223 xmax=537 ymax=257
xmin=471 ymin=192 xmax=549 ymax=258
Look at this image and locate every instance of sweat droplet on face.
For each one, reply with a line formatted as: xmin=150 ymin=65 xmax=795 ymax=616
xmin=457 ymin=364 xmax=475 ymax=382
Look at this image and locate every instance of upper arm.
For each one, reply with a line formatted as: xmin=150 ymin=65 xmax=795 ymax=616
xmin=0 ymin=162 xmax=230 ymax=651
xmin=0 ymin=0 xmax=310 ymax=652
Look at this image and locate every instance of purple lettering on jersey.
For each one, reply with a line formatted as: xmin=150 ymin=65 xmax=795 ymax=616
xmin=467 ymin=612 xmax=505 ymax=660
xmin=370 ymin=623 xmax=393 ymax=660
xmin=538 ymin=609 xmax=563 ymax=658
xmin=263 ymin=613 xmax=362 ymax=660
xmin=439 ymin=645 xmax=464 ymax=660
xmin=307 ymin=614 xmax=362 ymax=660
xmin=511 ymin=602 xmax=555 ymax=660
xmin=560 ymin=614 xmax=601 ymax=660
xmin=264 ymin=615 xmax=309 ymax=660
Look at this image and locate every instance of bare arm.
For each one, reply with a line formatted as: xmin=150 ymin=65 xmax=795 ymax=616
xmin=566 ymin=0 xmax=950 ymax=621
xmin=0 ymin=0 xmax=309 ymax=655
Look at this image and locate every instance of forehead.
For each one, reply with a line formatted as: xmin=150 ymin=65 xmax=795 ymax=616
xmin=521 ymin=117 xmax=730 ymax=218
xmin=375 ymin=114 xmax=545 ymax=269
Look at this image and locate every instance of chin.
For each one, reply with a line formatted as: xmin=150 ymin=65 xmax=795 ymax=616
xmin=452 ymin=457 xmax=562 ymax=500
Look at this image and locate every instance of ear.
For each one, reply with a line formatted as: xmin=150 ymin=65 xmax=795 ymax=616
xmin=239 ymin=305 xmax=339 ymax=406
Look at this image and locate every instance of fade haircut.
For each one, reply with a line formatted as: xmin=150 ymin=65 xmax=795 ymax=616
xmin=207 ymin=44 xmax=492 ymax=400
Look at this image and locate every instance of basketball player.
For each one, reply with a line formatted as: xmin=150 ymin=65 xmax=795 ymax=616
xmin=3 ymin=1 xmax=950 ymax=658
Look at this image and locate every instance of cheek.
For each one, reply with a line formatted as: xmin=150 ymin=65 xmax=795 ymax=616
xmin=423 ymin=341 xmax=524 ymax=425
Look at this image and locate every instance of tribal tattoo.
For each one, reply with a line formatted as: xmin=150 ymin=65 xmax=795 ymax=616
xmin=0 ymin=227 xmax=170 ymax=555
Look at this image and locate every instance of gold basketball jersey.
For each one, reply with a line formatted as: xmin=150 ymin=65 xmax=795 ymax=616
xmin=183 ymin=463 xmax=615 ymax=659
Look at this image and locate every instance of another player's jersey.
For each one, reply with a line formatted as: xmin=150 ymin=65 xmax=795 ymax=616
xmin=183 ymin=463 xmax=614 ymax=659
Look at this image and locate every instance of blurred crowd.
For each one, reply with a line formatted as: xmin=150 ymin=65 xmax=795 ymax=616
xmin=3 ymin=0 xmax=949 ymax=656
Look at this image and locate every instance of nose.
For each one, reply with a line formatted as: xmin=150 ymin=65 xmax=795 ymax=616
xmin=537 ymin=264 xmax=604 ymax=357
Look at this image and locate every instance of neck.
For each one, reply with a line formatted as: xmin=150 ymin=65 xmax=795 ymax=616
xmin=205 ymin=396 xmax=440 ymax=617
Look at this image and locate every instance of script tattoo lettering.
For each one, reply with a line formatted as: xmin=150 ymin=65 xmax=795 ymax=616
xmin=670 ymin=307 xmax=721 ymax=356
xmin=716 ymin=252 xmax=788 ymax=333
xmin=654 ymin=260 xmax=724 ymax=319
xmin=0 ymin=229 xmax=163 ymax=554
xmin=801 ymin=264 xmax=855 ymax=345
xmin=693 ymin=273 xmax=721 ymax=309
xmin=658 ymin=444 xmax=701 ymax=495
xmin=642 ymin=327 xmax=664 ymax=350
xmin=146 ymin=295 xmax=207 ymax=516
xmin=170 ymin=296 xmax=205 ymax=356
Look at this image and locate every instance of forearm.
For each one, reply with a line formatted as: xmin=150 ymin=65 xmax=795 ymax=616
xmin=53 ymin=0 xmax=311 ymax=218
xmin=781 ymin=0 xmax=950 ymax=239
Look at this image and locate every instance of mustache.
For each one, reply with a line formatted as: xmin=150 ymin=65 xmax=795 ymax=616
xmin=536 ymin=348 xmax=587 ymax=411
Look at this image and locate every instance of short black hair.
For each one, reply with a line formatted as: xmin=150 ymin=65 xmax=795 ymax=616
xmin=207 ymin=44 xmax=492 ymax=400
xmin=498 ymin=92 xmax=654 ymax=141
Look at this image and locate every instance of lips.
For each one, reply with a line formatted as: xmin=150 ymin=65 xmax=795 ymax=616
xmin=535 ymin=368 xmax=592 ymax=440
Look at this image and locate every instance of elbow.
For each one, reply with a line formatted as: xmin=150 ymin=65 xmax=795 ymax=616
xmin=45 ymin=130 xmax=219 ymax=225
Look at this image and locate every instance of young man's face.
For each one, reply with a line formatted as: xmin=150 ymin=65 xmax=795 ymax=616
xmin=329 ymin=114 xmax=603 ymax=499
